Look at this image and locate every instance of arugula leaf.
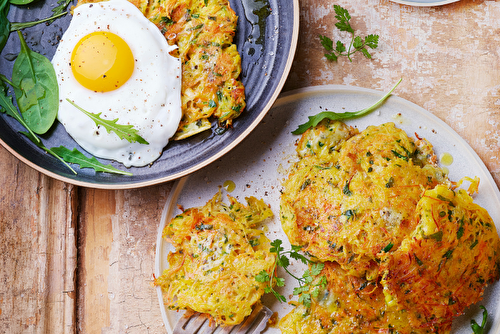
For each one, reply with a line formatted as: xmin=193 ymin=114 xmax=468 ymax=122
xmin=9 ymin=0 xmax=71 ymax=29
xmin=12 ymin=30 xmax=59 ymax=134
xmin=471 ymin=305 xmax=488 ymax=334
xmin=320 ymin=5 xmax=379 ymax=62
xmin=10 ymin=11 xmax=67 ymax=31
xmin=50 ymin=0 xmax=72 ymax=19
xmin=20 ymin=131 xmax=76 ymax=174
xmin=292 ymin=78 xmax=402 ymax=135
xmin=66 ymin=99 xmax=149 ymax=145
xmin=51 ymin=146 xmax=133 ymax=176
xmin=0 ymin=75 xmax=39 ymax=142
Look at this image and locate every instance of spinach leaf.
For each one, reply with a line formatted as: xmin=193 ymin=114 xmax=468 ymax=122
xmin=0 ymin=0 xmax=9 ymax=53
xmin=0 ymin=75 xmax=39 ymax=142
xmin=12 ymin=30 xmax=58 ymax=134
xmin=9 ymin=0 xmax=38 ymax=5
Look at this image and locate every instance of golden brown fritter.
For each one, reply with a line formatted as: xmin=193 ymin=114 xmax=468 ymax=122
xmin=280 ymin=121 xmax=448 ymax=279
xmin=280 ymin=120 xmax=500 ymax=333
xmin=380 ymin=181 xmax=500 ymax=332
xmin=279 ymin=262 xmax=447 ymax=334
xmin=154 ymin=190 xmax=275 ymax=326
xmin=148 ymin=0 xmax=245 ymax=139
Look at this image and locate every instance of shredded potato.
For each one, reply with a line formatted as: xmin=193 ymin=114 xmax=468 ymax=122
xmin=155 ymin=190 xmax=275 ymax=326
xmin=281 ymin=121 xmax=448 ymax=279
xmin=380 ymin=182 xmax=500 ymax=331
xmin=280 ymin=121 xmax=500 ymax=333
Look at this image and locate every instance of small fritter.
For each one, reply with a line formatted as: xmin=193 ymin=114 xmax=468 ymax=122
xmin=281 ymin=121 xmax=448 ymax=279
xmin=279 ymin=262 xmax=445 ymax=334
xmin=76 ymin=0 xmax=245 ymax=139
xmin=155 ymin=190 xmax=275 ymax=326
xmin=380 ymin=180 xmax=500 ymax=332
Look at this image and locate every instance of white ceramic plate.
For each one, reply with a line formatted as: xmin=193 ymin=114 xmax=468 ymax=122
xmin=390 ymin=0 xmax=459 ymax=6
xmin=155 ymin=85 xmax=500 ymax=334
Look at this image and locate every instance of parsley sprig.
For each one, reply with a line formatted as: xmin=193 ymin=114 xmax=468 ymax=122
xmin=319 ymin=5 xmax=379 ymax=62
xmin=255 ymin=239 xmax=327 ymax=307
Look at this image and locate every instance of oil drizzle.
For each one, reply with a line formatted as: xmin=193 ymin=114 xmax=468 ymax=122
xmin=439 ymin=152 xmax=454 ymax=166
xmin=240 ymin=0 xmax=271 ymax=75
xmin=223 ymin=180 xmax=236 ymax=192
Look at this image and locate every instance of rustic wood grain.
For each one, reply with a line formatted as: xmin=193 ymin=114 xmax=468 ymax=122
xmin=0 ymin=146 xmax=77 ymax=334
xmin=77 ymin=184 xmax=173 ymax=333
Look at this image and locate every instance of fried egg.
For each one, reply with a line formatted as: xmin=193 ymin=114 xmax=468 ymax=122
xmin=52 ymin=0 xmax=182 ymax=167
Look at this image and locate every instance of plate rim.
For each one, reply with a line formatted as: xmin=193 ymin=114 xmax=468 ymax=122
xmin=0 ymin=0 xmax=300 ymax=190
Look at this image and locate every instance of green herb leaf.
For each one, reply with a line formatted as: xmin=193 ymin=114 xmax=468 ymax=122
xmin=0 ymin=0 xmax=10 ymax=53
xmin=51 ymin=146 xmax=133 ymax=176
xmin=255 ymin=270 xmax=270 ymax=283
xmin=365 ymin=34 xmax=379 ymax=49
xmin=0 ymin=75 xmax=39 ymax=142
xmin=66 ymin=99 xmax=149 ymax=145
xmin=321 ymin=5 xmax=379 ymax=62
xmin=471 ymin=305 xmax=488 ymax=334
xmin=319 ymin=34 xmax=334 ymax=51
xmin=292 ymin=78 xmax=402 ymax=135
xmin=333 ymin=5 xmax=353 ymax=33
xmin=257 ymin=238 xmax=327 ymax=307
xmin=10 ymin=11 xmax=67 ymax=30
xmin=20 ymin=131 xmax=76 ymax=174
xmin=12 ymin=30 xmax=59 ymax=134
xmin=309 ymin=263 xmax=325 ymax=276
xmin=382 ymin=242 xmax=394 ymax=253
xmin=50 ymin=0 xmax=72 ymax=20
xmin=9 ymin=0 xmax=38 ymax=5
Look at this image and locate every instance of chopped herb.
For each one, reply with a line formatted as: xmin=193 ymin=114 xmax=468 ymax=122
xmin=195 ymin=223 xmax=213 ymax=231
xmin=343 ymin=180 xmax=352 ymax=196
xmin=385 ymin=177 xmax=394 ymax=188
xmin=382 ymin=242 xmax=393 ymax=253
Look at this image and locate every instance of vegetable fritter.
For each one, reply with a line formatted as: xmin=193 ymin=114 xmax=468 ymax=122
xmin=279 ymin=262 xmax=443 ymax=334
xmin=280 ymin=120 xmax=500 ymax=333
xmin=281 ymin=121 xmax=448 ymax=279
xmin=380 ymin=181 xmax=500 ymax=332
xmin=155 ymin=190 xmax=275 ymax=326
xmin=147 ymin=0 xmax=245 ymax=139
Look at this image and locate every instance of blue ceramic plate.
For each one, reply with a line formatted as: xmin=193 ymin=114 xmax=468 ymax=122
xmin=0 ymin=0 xmax=298 ymax=189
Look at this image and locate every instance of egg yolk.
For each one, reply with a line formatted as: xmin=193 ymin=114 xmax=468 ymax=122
xmin=71 ymin=31 xmax=134 ymax=92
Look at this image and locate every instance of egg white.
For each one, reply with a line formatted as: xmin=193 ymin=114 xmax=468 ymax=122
xmin=52 ymin=0 xmax=182 ymax=167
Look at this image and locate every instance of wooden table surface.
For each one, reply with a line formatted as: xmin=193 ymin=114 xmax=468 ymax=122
xmin=1 ymin=0 xmax=500 ymax=332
